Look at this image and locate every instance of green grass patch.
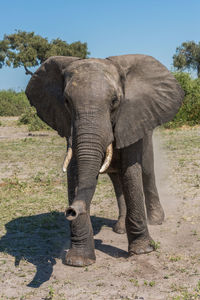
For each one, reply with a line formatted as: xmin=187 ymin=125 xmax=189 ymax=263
xmin=158 ymin=126 xmax=200 ymax=199
xmin=172 ymin=280 xmax=200 ymax=299
xmin=0 ymin=134 xmax=67 ymax=232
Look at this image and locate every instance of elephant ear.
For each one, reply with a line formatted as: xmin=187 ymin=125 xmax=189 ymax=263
xmin=107 ymin=55 xmax=184 ymax=149
xmin=25 ymin=56 xmax=79 ymax=137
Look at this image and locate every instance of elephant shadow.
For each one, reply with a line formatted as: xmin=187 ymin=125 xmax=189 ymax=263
xmin=0 ymin=212 xmax=127 ymax=287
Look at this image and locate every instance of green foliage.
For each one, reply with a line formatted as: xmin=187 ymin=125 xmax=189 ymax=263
xmin=150 ymin=240 xmax=160 ymax=251
xmin=144 ymin=280 xmax=156 ymax=287
xmin=19 ymin=107 xmax=51 ymax=131
xmin=173 ymin=41 xmax=200 ymax=77
xmin=0 ymin=90 xmax=29 ymax=116
xmin=164 ymin=72 xmax=200 ymax=128
xmin=0 ymin=30 xmax=90 ymax=75
xmin=0 ymin=89 xmax=51 ymax=131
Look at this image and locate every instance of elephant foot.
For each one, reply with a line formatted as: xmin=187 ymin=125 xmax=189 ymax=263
xmin=128 ymin=235 xmax=155 ymax=256
xmin=64 ymin=247 xmax=96 ymax=267
xmin=113 ymin=217 xmax=126 ymax=234
xmin=147 ymin=203 xmax=165 ymax=225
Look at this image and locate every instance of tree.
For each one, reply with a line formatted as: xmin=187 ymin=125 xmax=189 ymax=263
xmin=0 ymin=30 xmax=90 ymax=75
xmin=173 ymin=41 xmax=200 ymax=78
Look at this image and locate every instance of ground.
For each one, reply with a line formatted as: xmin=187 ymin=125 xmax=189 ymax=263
xmin=0 ymin=117 xmax=199 ymax=300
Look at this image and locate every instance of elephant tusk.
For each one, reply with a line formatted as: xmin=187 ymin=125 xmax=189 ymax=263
xmin=99 ymin=143 xmax=113 ymax=174
xmin=63 ymin=147 xmax=73 ymax=173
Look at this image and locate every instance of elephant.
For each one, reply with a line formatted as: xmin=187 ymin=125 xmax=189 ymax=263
xmin=25 ymin=54 xmax=184 ymax=267
xmin=62 ymin=132 xmax=162 ymax=235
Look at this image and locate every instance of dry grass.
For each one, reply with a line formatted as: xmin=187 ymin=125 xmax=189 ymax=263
xmin=0 ymin=118 xmax=199 ymax=300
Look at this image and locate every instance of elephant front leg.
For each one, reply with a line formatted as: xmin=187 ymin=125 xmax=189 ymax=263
xmin=65 ymin=214 xmax=96 ymax=266
xmin=109 ymin=173 xmax=126 ymax=234
xmin=65 ymin=157 xmax=96 ymax=266
xmin=120 ymin=143 xmax=155 ymax=255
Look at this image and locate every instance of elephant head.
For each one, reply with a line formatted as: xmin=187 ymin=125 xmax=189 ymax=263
xmin=25 ymin=54 xmax=184 ymax=219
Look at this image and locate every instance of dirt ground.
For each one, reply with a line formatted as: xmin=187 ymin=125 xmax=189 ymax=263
xmin=0 ymin=117 xmax=199 ymax=300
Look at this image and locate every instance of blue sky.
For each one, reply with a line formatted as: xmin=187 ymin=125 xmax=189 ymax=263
xmin=0 ymin=0 xmax=199 ymax=90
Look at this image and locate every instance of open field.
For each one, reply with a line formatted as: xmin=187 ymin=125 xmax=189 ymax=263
xmin=0 ymin=117 xmax=199 ymax=300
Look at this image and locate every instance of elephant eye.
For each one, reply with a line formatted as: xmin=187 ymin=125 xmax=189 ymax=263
xmin=65 ymin=96 xmax=71 ymax=106
xmin=111 ymin=96 xmax=119 ymax=109
xmin=112 ymin=97 xmax=118 ymax=104
xmin=64 ymin=96 xmax=72 ymax=111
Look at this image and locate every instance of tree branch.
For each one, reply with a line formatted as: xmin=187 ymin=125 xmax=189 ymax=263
xmin=24 ymin=66 xmax=33 ymax=76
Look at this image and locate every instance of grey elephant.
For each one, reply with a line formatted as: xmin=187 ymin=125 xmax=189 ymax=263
xmin=26 ymin=54 xmax=184 ymax=267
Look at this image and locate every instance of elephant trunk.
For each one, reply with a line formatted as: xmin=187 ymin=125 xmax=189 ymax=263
xmin=66 ymin=200 xmax=86 ymax=221
xmin=75 ymin=131 xmax=104 ymax=201
xmin=66 ymin=118 xmax=112 ymax=220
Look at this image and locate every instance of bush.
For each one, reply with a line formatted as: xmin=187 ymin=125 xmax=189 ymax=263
xmin=19 ymin=107 xmax=51 ymax=131
xmin=0 ymin=89 xmax=50 ymax=131
xmin=0 ymin=90 xmax=30 ymax=116
xmin=164 ymin=72 xmax=200 ymax=128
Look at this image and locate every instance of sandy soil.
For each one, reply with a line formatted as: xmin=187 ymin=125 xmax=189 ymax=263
xmin=0 ymin=118 xmax=199 ymax=300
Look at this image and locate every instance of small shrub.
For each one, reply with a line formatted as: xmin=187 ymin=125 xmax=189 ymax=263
xmin=0 ymin=90 xmax=30 ymax=116
xmin=18 ymin=107 xmax=51 ymax=131
xmin=169 ymin=255 xmax=181 ymax=262
xmin=149 ymin=281 xmax=156 ymax=287
xmin=150 ymin=240 xmax=160 ymax=251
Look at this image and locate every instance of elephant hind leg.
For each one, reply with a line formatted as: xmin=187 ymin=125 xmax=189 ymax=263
xmin=120 ymin=142 xmax=154 ymax=255
xmin=142 ymin=172 xmax=165 ymax=225
xmin=108 ymin=173 xmax=126 ymax=234
xmin=142 ymin=132 xmax=165 ymax=225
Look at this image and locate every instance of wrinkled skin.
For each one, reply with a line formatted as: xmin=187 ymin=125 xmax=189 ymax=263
xmin=26 ymin=54 xmax=184 ymax=267
xmin=110 ymin=131 xmax=165 ymax=234
xmin=66 ymin=128 xmax=165 ymax=235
